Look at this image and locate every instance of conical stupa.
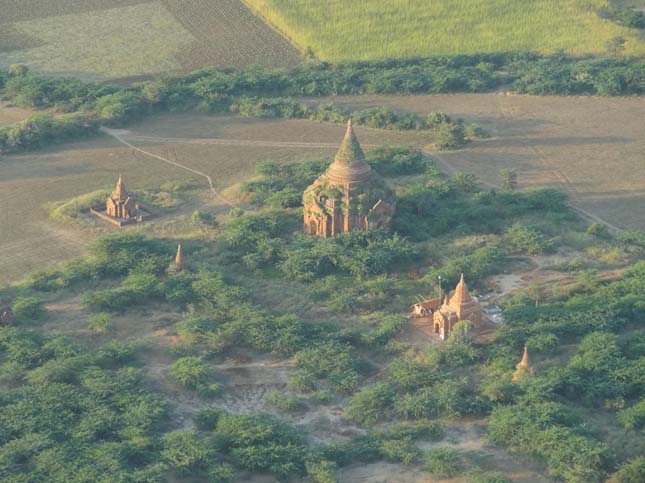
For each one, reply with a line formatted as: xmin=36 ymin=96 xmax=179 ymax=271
xmin=512 ymin=346 xmax=534 ymax=382
xmin=174 ymin=243 xmax=183 ymax=268
xmin=303 ymin=120 xmax=396 ymax=238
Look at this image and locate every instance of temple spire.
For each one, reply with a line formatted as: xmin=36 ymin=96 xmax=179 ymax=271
xmin=451 ymin=273 xmax=472 ymax=307
xmin=334 ymin=119 xmax=366 ymax=164
xmin=519 ymin=345 xmax=530 ymax=368
xmin=512 ymin=345 xmax=534 ymax=382
xmin=112 ymin=174 xmax=126 ymax=201
xmin=175 ymin=243 xmax=183 ymax=268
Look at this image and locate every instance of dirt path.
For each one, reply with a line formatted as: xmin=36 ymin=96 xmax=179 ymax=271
xmin=122 ymin=133 xmax=378 ymax=149
xmin=101 ymin=127 xmax=236 ymax=207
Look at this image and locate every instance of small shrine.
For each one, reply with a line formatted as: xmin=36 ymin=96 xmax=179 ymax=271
xmin=106 ymin=175 xmax=138 ymax=220
xmin=91 ymin=175 xmax=151 ymax=226
xmin=411 ymin=274 xmax=484 ymax=340
xmin=432 ymin=274 xmax=483 ymax=339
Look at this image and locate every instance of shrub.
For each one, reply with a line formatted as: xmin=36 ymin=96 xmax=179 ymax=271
xmin=345 ymin=383 xmax=396 ymax=425
xmin=12 ymin=296 xmax=45 ymax=321
xmin=88 ymin=313 xmax=113 ymax=334
xmin=162 ymin=430 xmax=211 ymax=476
xmin=170 ymin=357 xmax=210 ymax=389
xmin=366 ymin=146 xmax=433 ymax=176
xmin=293 ymin=342 xmax=360 ymax=393
xmin=503 ymin=223 xmax=553 ymax=255
xmin=194 ymin=407 xmax=225 ymax=431
xmin=379 ymin=436 xmax=421 ymax=464
xmin=587 ymin=222 xmax=610 ymax=238
xmin=607 ymin=457 xmax=645 ymax=483
xmin=424 ymin=448 xmax=462 ymax=478
xmin=487 ymin=401 xmax=609 ymax=482
xmin=599 ymin=6 xmax=645 ymax=30
xmin=526 ymin=332 xmax=559 ymax=353
xmin=433 ymin=121 xmax=466 ymax=150
xmin=617 ymin=400 xmax=645 ymax=430
xmin=266 ymin=389 xmax=305 ymax=412
xmin=215 ymin=414 xmax=307 ymax=479
xmin=306 ymin=459 xmax=338 ymax=483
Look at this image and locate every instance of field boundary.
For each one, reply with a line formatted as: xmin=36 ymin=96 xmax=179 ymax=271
xmin=240 ymin=0 xmax=303 ymax=54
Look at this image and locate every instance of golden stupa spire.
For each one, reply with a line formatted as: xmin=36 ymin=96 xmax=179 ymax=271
xmin=512 ymin=345 xmax=534 ymax=382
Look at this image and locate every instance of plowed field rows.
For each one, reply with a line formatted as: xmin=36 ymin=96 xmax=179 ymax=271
xmin=162 ymin=0 xmax=300 ymax=70
xmin=0 ymin=0 xmax=300 ymax=79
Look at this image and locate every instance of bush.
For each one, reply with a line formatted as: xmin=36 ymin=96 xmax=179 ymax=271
xmin=599 ymin=6 xmax=645 ymax=30
xmin=293 ymin=342 xmax=361 ymax=393
xmin=503 ymin=223 xmax=553 ymax=255
xmin=12 ymin=296 xmax=45 ymax=321
xmin=607 ymin=457 xmax=645 ymax=483
xmin=0 ymin=113 xmax=99 ymax=154
xmin=433 ymin=121 xmax=466 ymax=150
xmin=162 ymin=430 xmax=211 ymax=476
xmin=424 ymin=448 xmax=462 ymax=478
xmin=487 ymin=401 xmax=609 ymax=482
xmin=170 ymin=357 xmax=210 ymax=389
xmin=266 ymin=389 xmax=305 ymax=412
xmin=306 ymin=459 xmax=338 ymax=483
xmin=345 ymin=383 xmax=395 ymax=425
xmin=215 ymin=414 xmax=308 ymax=479
xmin=366 ymin=146 xmax=433 ymax=176
xmin=379 ymin=437 xmax=421 ymax=464
xmin=194 ymin=407 xmax=225 ymax=431
xmin=88 ymin=313 xmax=113 ymax=334
xmin=617 ymin=400 xmax=645 ymax=430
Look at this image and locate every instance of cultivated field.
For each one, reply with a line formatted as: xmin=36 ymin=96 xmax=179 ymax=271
xmin=1 ymin=93 xmax=644 ymax=284
xmin=246 ymin=0 xmax=645 ymax=60
xmin=0 ymin=0 xmax=300 ymax=80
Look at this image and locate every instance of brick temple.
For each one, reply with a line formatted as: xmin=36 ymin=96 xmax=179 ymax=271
xmin=303 ymin=120 xmax=396 ymax=238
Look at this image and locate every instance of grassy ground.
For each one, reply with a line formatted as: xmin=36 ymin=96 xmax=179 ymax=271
xmin=246 ymin=0 xmax=645 ymax=60
xmin=0 ymin=0 xmax=299 ymax=80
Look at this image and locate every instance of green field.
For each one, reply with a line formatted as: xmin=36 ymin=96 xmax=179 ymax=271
xmin=246 ymin=0 xmax=645 ymax=60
